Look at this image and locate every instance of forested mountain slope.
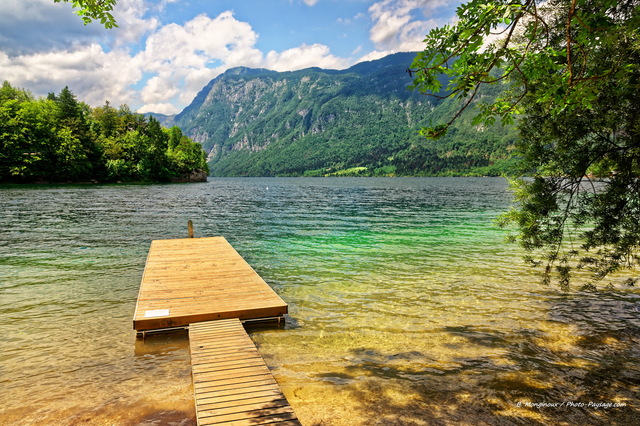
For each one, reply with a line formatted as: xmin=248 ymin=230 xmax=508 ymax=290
xmin=174 ymin=52 xmax=518 ymax=176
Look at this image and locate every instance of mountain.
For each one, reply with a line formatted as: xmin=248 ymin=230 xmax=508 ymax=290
xmin=172 ymin=52 xmax=518 ymax=177
xmin=146 ymin=112 xmax=176 ymax=128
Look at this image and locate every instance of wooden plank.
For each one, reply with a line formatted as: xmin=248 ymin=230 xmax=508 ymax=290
xmin=189 ymin=319 xmax=300 ymax=426
xmin=198 ymin=404 xmax=295 ymax=421
xmin=138 ymin=297 xmax=282 ymax=310
xmin=194 ymin=379 xmax=280 ymax=395
xmin=199 ymin=408 xmax=297 ymax=426
xmin=133 ymin=237 xmax=288 ymax=331
xmin=197 ymin=388 xmax=285 ymax=405
xmin=195 ymin=383 xmax=282 ymax=400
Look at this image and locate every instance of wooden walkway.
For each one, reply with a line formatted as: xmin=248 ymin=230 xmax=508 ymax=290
xmin=133 ymin=237 xmax=288 ymax=332
xmin=132 ymin=236 xmax=298 ymax=425
xmin=190 ymin=319 xmax=300 ymax=425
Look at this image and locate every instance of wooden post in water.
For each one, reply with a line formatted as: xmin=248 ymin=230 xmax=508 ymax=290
xmin=187 ymin=220 xmax=194 ymax=238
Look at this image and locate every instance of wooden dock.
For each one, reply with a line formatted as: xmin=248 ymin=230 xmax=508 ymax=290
xmin=133 ymin=236 xmax=298 ymax=425
xmin=133 ymin=237 xmax=289 ymax=332
xmin=190 ymin=319 xmax=300 ymax=425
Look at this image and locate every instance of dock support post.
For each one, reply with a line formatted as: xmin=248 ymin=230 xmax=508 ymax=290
xmin=187 ymin=220 xmax=194 ymax=238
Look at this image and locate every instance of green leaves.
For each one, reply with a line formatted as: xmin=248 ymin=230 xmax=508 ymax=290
xmin=410 ymin=1 xmax=535 ymax=137
xmin=412 ymin=0 xmax=640 ymax=287
xmin=411 ymin=0 xmax=640 ymax=140
xmin=53 ymin=0 xmax=118 ymax=28
xmin=0 ymin=84 xmax=208 ymax=182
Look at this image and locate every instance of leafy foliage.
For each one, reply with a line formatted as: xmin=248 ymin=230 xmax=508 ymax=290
xmin=53 ymin=0 xmax=118 ymax=28
xmin=0 ymin=82 xmax=208 ymax=183
xmin=174 ymin=53 xmax=517 ymax=177
xmin=411 ymin=0 xmax=640 ymax=287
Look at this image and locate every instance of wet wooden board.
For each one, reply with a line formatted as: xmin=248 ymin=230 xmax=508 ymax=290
xmin=133 ymin=237 xmax=288 ymax=331
xmin=189 ymin=319 xmax=301 ymax=426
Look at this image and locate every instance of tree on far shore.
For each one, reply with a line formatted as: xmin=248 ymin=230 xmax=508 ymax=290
xmin=0 ymin=82 xmax=208 ymax=183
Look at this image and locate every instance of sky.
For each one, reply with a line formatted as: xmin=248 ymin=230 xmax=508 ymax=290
xmin=0 ymin=0 xmax=462 ymax=115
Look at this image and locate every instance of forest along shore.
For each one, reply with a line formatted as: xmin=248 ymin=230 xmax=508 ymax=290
xmin=0 ymin=82 xmax=208 ymax=184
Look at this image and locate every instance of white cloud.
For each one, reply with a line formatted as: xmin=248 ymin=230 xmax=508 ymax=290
xmin=158 ymin=0 xmax=179 ymax=10
xmin=137 ymin=102 xmax=178 ymax=115
xmin=0 ymin=0 xmax=159 ymax=54
xmin=135 ymin=12 xmax=351 ymax=114
xmin=3 ymin=7 xmax=352 ymax=115
xmin=5 ymin=2 xmax=457 ymax=116
xmin=356 ymin=50 xmax=396 ymax=63
xmin=134 ymin=11 xmax=266 ymax=113
xmin=0 ymin=0 xmax=104 ymax=55
xmin=0 ymin=0 xmax=150 ymax=108
xmin=137 ymin=12 xmax=263 ymax=72
xmin=140 ymin=75 xmax=179 ymax=104
xmin=367 ymin=0 xmax=453 ymax=53
xmin=264 ymin=44 xmax=350 ymax=71
xmin=111 ymin=0 xmax=159 ymax=45
xmin=0 ymin=44 xmax=141 ymax=107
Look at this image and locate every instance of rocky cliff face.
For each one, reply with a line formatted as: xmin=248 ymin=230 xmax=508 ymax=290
xmin=172 ymin=52 xmax=517 ymax=176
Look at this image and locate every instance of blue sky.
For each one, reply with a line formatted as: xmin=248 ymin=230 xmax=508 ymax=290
xmin=0 ymin=0 xmax=461 ymax=114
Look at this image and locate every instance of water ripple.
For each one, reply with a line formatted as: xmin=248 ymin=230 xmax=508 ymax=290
xmin=1 ymin=178 xmax=639 ymax=425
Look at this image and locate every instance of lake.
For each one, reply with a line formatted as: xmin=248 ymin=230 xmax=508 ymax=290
xmin=1 ymin=178 xmax=638 ymax=425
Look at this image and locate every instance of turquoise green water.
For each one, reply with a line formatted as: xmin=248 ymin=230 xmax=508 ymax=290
xmin=0 ymin=178 xmax=638 ymax=425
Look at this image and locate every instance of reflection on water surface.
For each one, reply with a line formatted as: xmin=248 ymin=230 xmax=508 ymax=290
xmin=0 ymin=178 xmax=638 ymax=425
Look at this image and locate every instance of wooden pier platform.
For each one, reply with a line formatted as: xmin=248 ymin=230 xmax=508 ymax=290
xmin=133 ymin=236 xmax=298 ymax=425
xmin=133 ymin=237 xmax=288 ymax=332
xmin=190 ymin=319 xmax=300 ymax=425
